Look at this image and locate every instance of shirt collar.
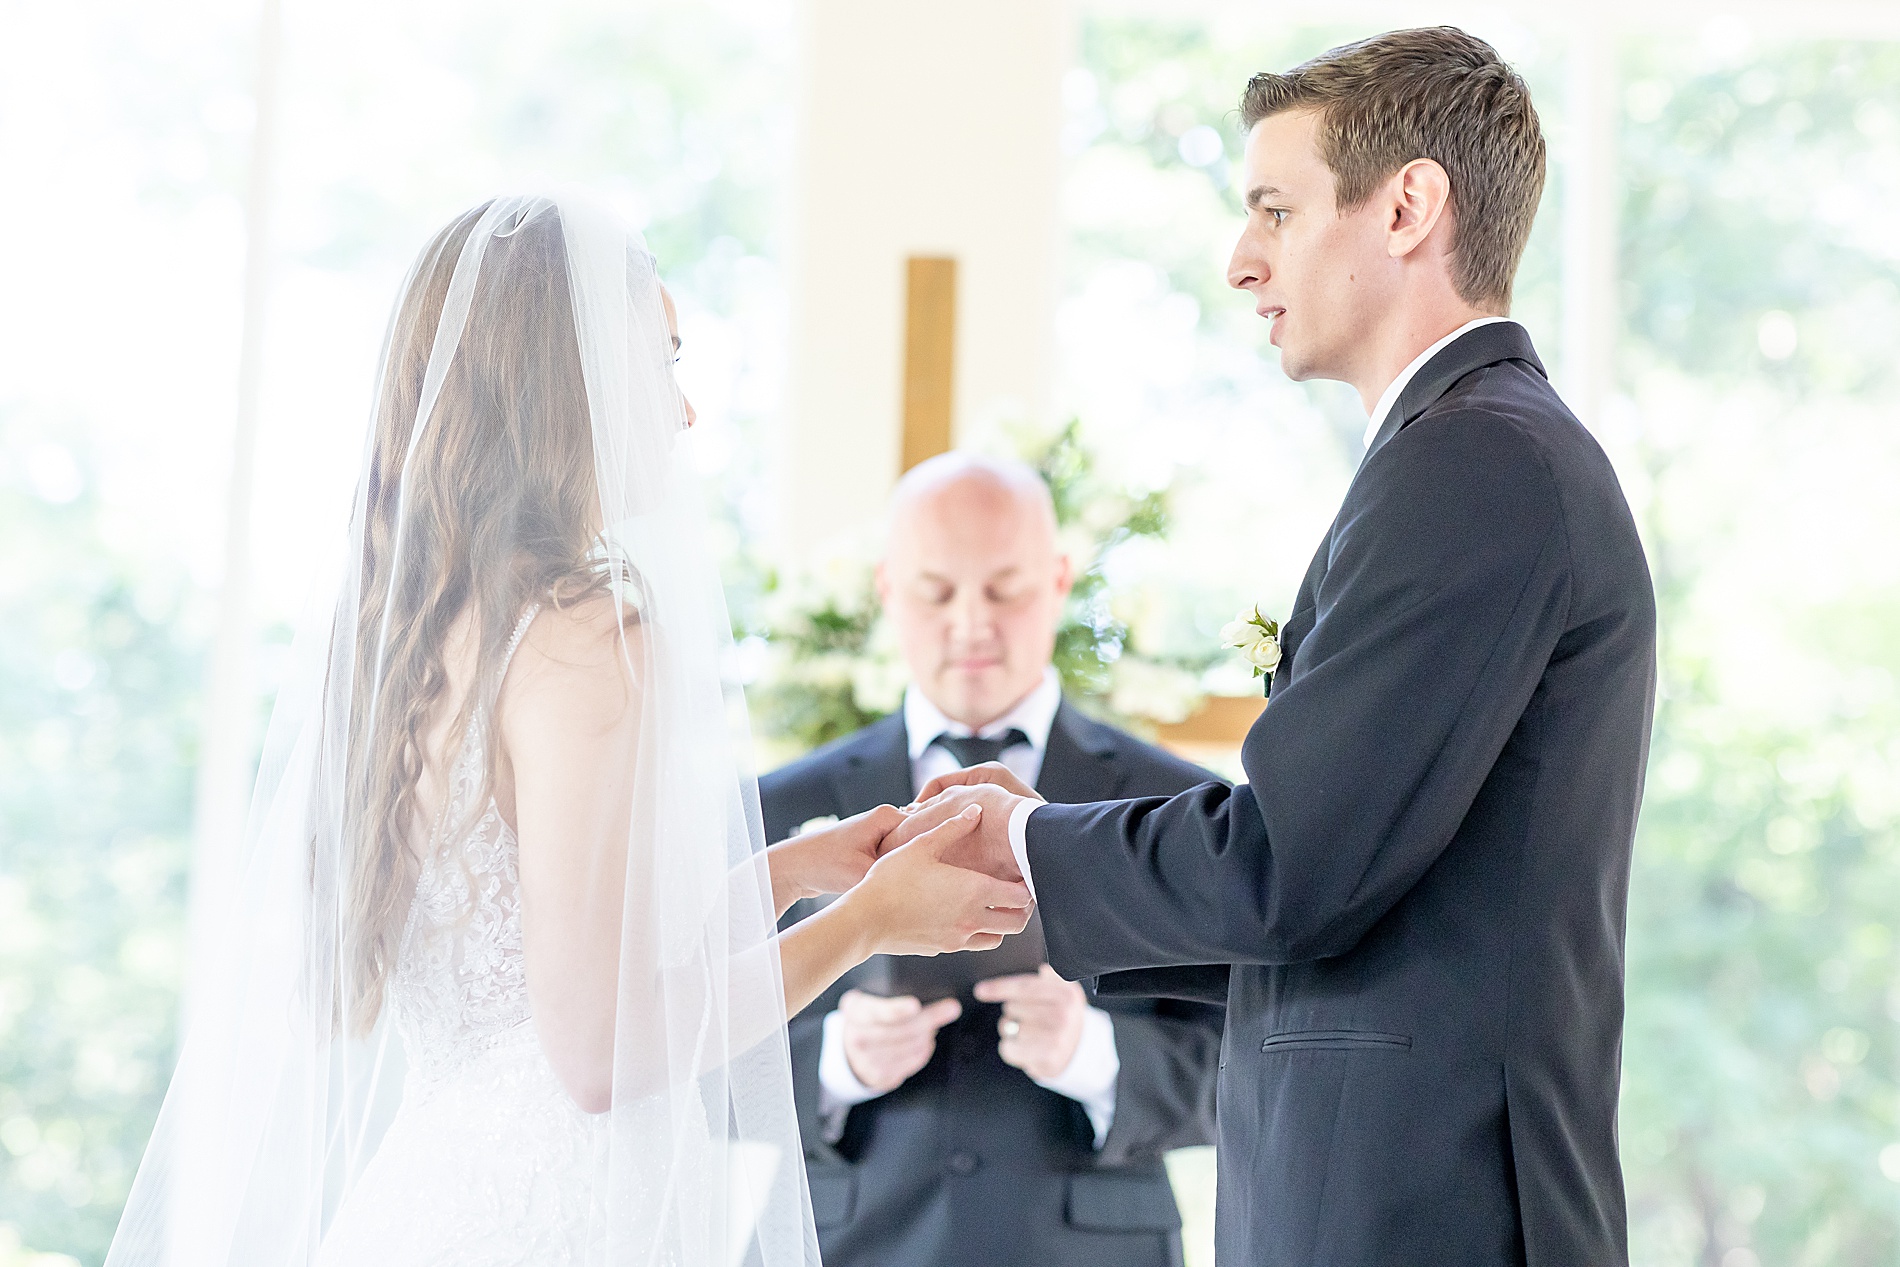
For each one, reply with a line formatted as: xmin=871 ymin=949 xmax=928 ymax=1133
xmin=1361 ymin=316 xmax=1509 ymax=451
xmin=903 ymin=665 xmax=1062 ymax=760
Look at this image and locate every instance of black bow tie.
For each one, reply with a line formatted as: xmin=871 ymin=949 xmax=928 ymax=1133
xmin=931 ymin=729 xmax=1030 ymax=769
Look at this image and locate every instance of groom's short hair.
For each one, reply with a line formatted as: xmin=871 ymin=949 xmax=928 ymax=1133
xmin=1240 ymin=26 xmax=1546 ymax=311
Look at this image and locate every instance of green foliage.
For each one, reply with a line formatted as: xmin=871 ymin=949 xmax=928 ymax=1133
xmin=1619 ymin=41 xmax=1900 ymax=394
xmin=745 ymin=562 xmax=890 ymax=754
xmin=0 ymin=433 xmax=199 ymax=1265
xmin=1625 ymin=657 xmax=1900 ymax=1263
xmin=1611 ymin=37 xmax=1900 ymax=1264
xmin=1036 ymin=419 xmax=1182 ymax=704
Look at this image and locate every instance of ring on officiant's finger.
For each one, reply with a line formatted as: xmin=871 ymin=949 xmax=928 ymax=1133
xmin=1000 ymin=1019 xmax=1021 ymax=1038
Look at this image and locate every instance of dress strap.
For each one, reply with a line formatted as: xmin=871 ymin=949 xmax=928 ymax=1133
xmin=499 ymin=602 xmax=543 ymax=680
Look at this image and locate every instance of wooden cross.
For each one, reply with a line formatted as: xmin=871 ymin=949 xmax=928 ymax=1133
xmin=900 ymin=255 xmax=957 ymax=473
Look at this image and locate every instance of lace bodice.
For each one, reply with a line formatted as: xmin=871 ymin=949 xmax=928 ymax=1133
xmin=388 ymin=605 xmax=541 ymax=1085
xmin=317 ymin=604 xmax=608 ymax=1266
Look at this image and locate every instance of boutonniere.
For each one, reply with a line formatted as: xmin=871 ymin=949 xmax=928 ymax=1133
xmin=1220 ymin=604 xmax=1282 ymax=697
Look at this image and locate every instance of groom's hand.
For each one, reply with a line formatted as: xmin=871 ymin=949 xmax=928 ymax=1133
xmin=879 ymin=783 xmax=1028 ymax=883
xmin=914 ymin=760 xmax=1040 ymax=803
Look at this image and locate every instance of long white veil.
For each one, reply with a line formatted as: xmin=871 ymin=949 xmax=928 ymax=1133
xmin=106 ymin=193 xmax=818 ymax=1266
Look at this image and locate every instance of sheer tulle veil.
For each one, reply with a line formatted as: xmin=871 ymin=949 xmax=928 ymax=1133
xmin=105 ymin=193 xmax=819 ymax=1265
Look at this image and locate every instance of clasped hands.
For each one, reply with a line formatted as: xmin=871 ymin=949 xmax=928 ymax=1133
xmin=768 ymin=762 xmax=1042 ymax=945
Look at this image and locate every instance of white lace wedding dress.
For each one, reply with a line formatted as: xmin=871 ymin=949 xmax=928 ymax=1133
xmin=317 ymin=605 xmax=607 ymax=1266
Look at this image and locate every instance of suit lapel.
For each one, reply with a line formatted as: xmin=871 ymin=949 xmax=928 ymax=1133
xmin=1282 ymin=323 xmax=1547 ymax=698
xmin=1362 ymin=320 xmax=1548 ymax=463
xmin=829 ymin=714 xmax=915 ymax=811
xmin=1278 ymin=522 xmax=1333 ymax=681
xmin=1035 ymin=702 xmax=1132 ymax=805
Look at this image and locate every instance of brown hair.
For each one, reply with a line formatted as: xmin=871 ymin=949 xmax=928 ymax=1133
xmin=1240 ymin=26 xmax=1546 ymax=311
xmin=337 ymin=202 xmax=618 ymax=1035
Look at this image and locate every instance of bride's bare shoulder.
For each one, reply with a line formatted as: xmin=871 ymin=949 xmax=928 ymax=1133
xmin=502 ymin=592 xmax=646 ymax=737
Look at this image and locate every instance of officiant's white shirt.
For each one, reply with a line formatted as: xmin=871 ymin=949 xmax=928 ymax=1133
xmin=819 ymin=667 xmax=1121 ymax=1146
xmin=1006 ymin=318 xmax=1513 ymax=879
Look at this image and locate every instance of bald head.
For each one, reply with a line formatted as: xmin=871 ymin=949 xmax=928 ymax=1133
xmin=887 ymin=452 xmax=1058 ymax=553
xmin=879 ymin=452 xmax=1073 ymax=728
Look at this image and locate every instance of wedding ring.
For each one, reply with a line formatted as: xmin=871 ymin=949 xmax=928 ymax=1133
xmin=1000 ymin=1019 xmax=1021 ymax=1039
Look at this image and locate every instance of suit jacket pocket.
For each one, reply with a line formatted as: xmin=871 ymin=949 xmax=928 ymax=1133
xmin=1065 ymin=1170 xmax=1183 ymax=1233
xmin=1260 ymin=1029 xmax=1412 ymax=1053
xmin=806 ymin=1166 xmax=855 ymax=1228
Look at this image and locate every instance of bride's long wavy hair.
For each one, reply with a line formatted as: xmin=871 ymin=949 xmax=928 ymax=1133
xmin=336 ymin=202 xmax=613 ymax=1036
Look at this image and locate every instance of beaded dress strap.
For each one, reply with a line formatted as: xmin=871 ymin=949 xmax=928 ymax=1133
xmin=499 ymin=602 xmax=543 ymax=680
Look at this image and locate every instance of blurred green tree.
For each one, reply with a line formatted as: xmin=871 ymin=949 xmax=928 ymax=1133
xmin=1616 ymin=38 xmax=1900 ymax=1266
xmin=0 ymin=426 xmax=199 ymax=1264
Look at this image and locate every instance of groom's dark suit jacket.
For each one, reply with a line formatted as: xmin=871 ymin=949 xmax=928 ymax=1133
xmin=1028 ymin=323 xmax=1656 ymax=1267
xmin=760 ymin=702 xmax=1224 ymax=1267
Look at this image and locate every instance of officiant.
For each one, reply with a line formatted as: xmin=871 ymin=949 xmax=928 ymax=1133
xmin=760 ymin=452 xmax=1224 ymax=1267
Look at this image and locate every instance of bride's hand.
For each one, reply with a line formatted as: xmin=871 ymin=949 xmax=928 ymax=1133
xmin=766 ymin=804 xmax=908 ymax=916
xmin=838 ymin=804 xmax=1033 ymax=957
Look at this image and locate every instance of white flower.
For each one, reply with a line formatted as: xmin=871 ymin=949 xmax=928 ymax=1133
xmin=796 ymin=815 xmax=839 ymax=837
xmin=1221 ymin=604 xmax=1282 ymax=681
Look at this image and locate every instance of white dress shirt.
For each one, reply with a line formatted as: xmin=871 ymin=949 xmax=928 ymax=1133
xmin=819 ymin=667 xmax=1122 ymax=1147
xmin=1007 ymin=319 xmax=1516 ymax=889
xmin=904 ymin=666 xmax=1063 ymax=795
xmin=1361 ymin=316 xmax=1510 ymax=450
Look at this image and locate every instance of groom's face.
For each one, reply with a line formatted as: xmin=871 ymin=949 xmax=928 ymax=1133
xmin=1227 ymin=109 xmax=1395 ymax=385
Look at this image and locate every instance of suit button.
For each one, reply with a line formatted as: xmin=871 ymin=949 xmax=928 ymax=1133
xmin=946 ymin=1151 xmax=981 ymax=1176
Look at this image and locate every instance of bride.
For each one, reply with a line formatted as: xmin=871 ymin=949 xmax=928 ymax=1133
xmin=104 ymin=193 xmax=1029 ymax=1267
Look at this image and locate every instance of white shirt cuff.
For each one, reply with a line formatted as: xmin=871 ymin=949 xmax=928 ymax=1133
xmin=1007 ymin=798 xmax=1040 ymax=900
xmin=816 ymin=1009 xmax=882 ymax=1143
xmin=1033 ymin=1005 xmax=1119 ymax=1148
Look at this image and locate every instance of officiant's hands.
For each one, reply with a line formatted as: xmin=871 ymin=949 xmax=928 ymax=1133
xmin=975 ymin=966 xmax=1088 ymax=1081
xmin=837 ymin=989 xmax=963 ymax=1093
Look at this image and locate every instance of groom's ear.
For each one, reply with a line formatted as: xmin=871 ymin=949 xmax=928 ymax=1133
xmin=1385 ymin=157 xmax=1454 ymax=262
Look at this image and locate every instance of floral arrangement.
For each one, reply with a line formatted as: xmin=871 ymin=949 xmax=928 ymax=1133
xmin=743 ymin=421 xmax=1217 ymax=756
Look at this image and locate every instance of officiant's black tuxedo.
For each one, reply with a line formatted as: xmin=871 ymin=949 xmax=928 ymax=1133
xmin=1027 ymin=322 xmax=1655 ymax=1267
xmin=760 ymin=703 xmax=1224 ymax=1267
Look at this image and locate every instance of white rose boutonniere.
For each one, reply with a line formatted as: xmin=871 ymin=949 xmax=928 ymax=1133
xmin=1220 ymin=604 xmax=1283 ymax=697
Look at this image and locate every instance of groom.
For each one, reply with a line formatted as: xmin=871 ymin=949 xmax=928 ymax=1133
xmin=897 ymin=27 xmax=1656 ymax=1267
